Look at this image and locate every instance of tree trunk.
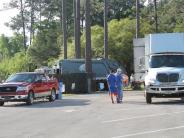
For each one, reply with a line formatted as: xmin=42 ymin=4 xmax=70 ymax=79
xmin=85 ymin=0 xmax=92 ymax=93
xmin=20 ymin=0 xmax=26 ymax=51
xmin=154 ymin=0 xmax=158 ymax=32
xmin=85 ymin=0 xmax=92 ymax=73
xmin=74 ymin=0 xmax=81 ymax=58
xmin=30 ymin=0 xmax=35 ymax=46
xmin=104 ymin=0 xmax=108 ymax=59
xmin=62 ymin=0 xmax=67 ymax=59
xmin=136 ymin=0 xmax=140 ymax=38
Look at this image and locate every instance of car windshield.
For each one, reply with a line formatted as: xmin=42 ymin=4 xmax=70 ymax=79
xmin=6 ymin=74 xmax=36 ymax=83
xmin=150 ymin=55 xmax=184 ymax=68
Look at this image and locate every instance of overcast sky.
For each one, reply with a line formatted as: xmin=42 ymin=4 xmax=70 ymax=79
xmin=0 ymin=0 xmax=18 ymax=36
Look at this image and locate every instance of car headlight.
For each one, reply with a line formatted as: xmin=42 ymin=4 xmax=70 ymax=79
xmin=16 ymin=86 xmax=28 ymax=92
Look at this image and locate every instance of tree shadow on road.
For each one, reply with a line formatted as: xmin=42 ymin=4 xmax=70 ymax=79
xmin=3 ymin=98 xmax=91 ymax=108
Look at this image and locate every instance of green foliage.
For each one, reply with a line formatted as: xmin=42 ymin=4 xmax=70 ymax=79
xmin=142 ymin=0 xmax=184 ymax=33
xmin=0 ymin=35 xmax=9 ymax=59
xmin=80 ymin=25 xmax=104 ymax=58
xmin=0 ymin=52 xmax=30 ymax=81
xmin=79 ymin=18 xmax=152 ymax=75
xmin=0 ymin=34 xmax=24 ymax=60
xmin=27 ymin=22 xmax=60 ymax=66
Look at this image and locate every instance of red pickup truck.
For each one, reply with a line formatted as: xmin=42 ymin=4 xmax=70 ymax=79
xmin=0 ymin=72 xmax=58 ymax=106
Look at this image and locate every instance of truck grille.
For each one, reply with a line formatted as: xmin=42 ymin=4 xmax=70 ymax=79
xmin=157 ymin=73 xmax=179 ymax=82
xmin=0 ymin=86 xmax=17 ymax=93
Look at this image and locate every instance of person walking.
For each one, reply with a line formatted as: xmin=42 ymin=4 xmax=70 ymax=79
xmin=107 ymin=69 xmax=117 ymax=104
xmin=115 ymin=68 xmax=123 ymax=103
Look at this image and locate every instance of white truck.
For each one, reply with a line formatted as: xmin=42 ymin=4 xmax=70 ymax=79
xmin=134 ymin=33 xmax=184 ymax=104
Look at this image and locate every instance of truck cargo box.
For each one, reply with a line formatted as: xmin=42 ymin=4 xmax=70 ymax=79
xmin=145 ymin=33 xmax=184 ymax=54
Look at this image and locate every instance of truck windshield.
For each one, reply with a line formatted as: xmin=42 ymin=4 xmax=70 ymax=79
xmin=6 ymin=74 xmax=36 ymax=83
xmin=150 ymin=55 xmax=184 ymax=68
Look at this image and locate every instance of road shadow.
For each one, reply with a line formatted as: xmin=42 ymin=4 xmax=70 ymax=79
xmin=152 ymin=99 xmax=184 ymax=105
xmin=3 ymin=98 xmax=91 ymax=108
xmin=124 ymin=100 xmax=147 ymax=105
xmin=119 ymin=99 xmax=184 ymax=105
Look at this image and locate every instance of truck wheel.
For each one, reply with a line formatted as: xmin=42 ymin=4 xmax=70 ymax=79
xmin=181 ymin=97 xmax=184 ymax=101
xmin=49 ymin=89 xmax=56 ymax=102
xmin=0 ymin=101 xmax=4 ymax=106
xmin=26 ymin=92 xmax=34 ymax=105
xmin=146 ymin=92 xmax=152 ymax=104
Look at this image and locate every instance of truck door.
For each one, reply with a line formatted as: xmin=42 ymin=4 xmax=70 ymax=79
xmin=41 ymin=74 xmax=51 ymax=96
xmin=33 ymin=74 xmax=44 ymax=97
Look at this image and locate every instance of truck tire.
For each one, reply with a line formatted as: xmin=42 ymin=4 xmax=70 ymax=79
xmin=0 ymin=101 xmax=4 ymax=106
xmin=26 ymin=92 xmax=34 ymax=105
xmin=146 ymin=92 xmax=152 ymax=104
xmin=49 ymin=89 xmax=56 ymax=102
xmin=181 ymin=97 xmax=184 ymax=102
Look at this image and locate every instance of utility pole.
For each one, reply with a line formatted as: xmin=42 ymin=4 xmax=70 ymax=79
xmin=154 ymin=0 xmax=158 ymax=33
xmin=62 ymin=0 xmax=67 ymax=59
xmin=85 ymin=0 xmax=92 ymax=93
xmin=74 ymin=0 xmax=81 ymax=58
xmin=104 ymin=0 xmax=108 ymax=59
xmin=136 ymin=0 xmax=140 ymax=38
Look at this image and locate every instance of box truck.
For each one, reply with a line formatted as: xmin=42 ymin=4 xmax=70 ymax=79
xmin=135 ymin=33 xmax=184 ymax=104
xmin=145 ymin=33 xmax=184 ymax=103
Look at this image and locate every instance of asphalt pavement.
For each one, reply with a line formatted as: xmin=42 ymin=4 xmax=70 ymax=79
xmin=0 ymin=91 xmax=184 ymax=138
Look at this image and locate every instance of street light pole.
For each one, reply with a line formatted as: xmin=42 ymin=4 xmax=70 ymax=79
xmin=85 ymin=0 xmax=92 ymax=93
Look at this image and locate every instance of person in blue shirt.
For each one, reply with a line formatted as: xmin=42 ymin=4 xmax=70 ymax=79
xmin=115 ymin=68 xmax=123 ymax=103
xmin=107 ymin=69 xmax=117 ymax=104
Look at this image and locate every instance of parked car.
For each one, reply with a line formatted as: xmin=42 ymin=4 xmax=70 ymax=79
xmin=0 ymin=72 xmax=58 ymax=106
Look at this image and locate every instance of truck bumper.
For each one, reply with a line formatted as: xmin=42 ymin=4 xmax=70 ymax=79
xmin=145 ymin=85 xmax=184 ymax=97
xmin=0 ymin=95 xmax=28 ymax=102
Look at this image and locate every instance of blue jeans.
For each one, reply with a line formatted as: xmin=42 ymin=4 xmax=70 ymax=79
xmin=117 ymin=85 xmax=123 ymax=102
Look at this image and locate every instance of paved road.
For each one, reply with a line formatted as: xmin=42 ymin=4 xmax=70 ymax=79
xmin=1 ymin=91 xmax=184 ymax=138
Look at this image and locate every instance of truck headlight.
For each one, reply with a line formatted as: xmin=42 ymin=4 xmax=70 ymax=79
xmin=180 ymin=79 xmax=184 ymax=83
xmin=16 ymin=86 xmax=28 ymax=92
xmin=146 ymin=78 xmax=156 ymax=85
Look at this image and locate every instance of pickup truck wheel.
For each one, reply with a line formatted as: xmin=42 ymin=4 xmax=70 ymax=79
xmin=146 ymin=92 xmax=152 ymax=104
xmin=49 ymin=89 xmax=56 ymax=102
xmin=0 ymin=101 xmax=4 ymax=106
xmin=26 ymin=92 xmax=34 ymax=105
